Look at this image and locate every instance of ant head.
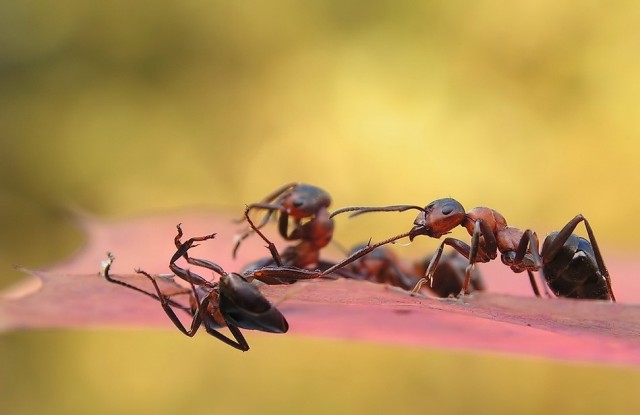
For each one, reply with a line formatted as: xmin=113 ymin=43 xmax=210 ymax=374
xmin=409 ymin=198 xmax=465 ymax=239
xmin=281 ymin=184 xmax=331 ymax=218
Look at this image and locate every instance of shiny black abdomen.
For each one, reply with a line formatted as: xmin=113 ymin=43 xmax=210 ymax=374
xmin=542 ymin=233 xmax=610 ymax=300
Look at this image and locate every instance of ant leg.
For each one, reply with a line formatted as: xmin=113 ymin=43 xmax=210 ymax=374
xmin=237 ymin=182 xmax=297 ymax=222
xmin=182 ymin=270 xmax=250 ymax=351
xmin=459 ymin=219 xmax=499 ymax=296
xmin=102 ymin=253 xmax=190 ymax=313
xmin=526 ymin=270 xmax=542 ymax=297
xmin=412 ymin=238 xmax=474 ymax=294
xmin=415 ymin=219 xmax=496 ymax=296
xmin=232 ymin=204 xmax=281 ymax=258
xmin=141 ymin=268 xmax=250 ymax=351
xmin=244 ymin=205 xmax=284 ymax=266
xmin=512 ymin=230 xmax=552 ymax=298
xmin=136 ymin=269 xmax=202 ymax=336
xmin=248 ymin=266 xmax=323 ymax=283
xmin=172 ymin=224 xmax=217 ymax=259
xmin=277 ymin=211 xmax=296 ymax=241
xmin=169 ymin=225 xmax=224 ymax=286
xmin=248 ymin=230 xmax=416 ymax=284
xmin=542 ymin=215 xmax=615 ymax=302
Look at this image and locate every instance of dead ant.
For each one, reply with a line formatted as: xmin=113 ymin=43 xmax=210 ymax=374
xmin=331 ymin=198 xmax=615 ymax=301
xmin=233 ymin=183 xmax=335 ymax=270
xmin=338 ymin=243 xmax=421 ymax=290
xmin=103 ymin=221 xmax=384 ymax=350
xmin=102 ymin=224 xmax=321 ymax=351
xmin=103 ymin=254 xmax=285 ymax=351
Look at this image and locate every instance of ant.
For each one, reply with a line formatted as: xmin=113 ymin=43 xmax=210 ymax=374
xmin=104 ymin=255 xmax=286 ymax=352
xmin=331 ymin=198 xmax=615 ymax=301
xmin=233 ymin=183 xmax=335 ymax=271
xmin=103 ymin=221 xmax=387 ymax=350
xmin=339 ymin=244 xmax=485 ymax=297
xmin=338 ymin=243 xmax=421 ymax=290
xmin=102 ymin=224 xmax=321 ymax=351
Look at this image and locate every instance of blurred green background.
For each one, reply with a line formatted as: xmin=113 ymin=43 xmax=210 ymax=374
xmin=1 ymin=1 xmax=639 ymax=414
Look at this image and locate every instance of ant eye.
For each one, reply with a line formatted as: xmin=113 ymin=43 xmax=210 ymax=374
xmin=442 ymin=205 xmax=454 ymax=215
xmin=292 ymin=199 xmax=304 ymax=208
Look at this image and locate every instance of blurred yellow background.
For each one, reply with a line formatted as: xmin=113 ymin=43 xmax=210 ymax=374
xmin=1 ymin=1 xmax=639 ymax=414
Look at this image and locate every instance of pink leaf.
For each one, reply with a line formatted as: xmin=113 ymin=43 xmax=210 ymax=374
xmin=1 ymin=212 xmax=638 ymax=367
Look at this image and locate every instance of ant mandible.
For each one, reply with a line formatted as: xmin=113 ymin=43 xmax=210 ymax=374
xmin=331 ymin=198 xmax=616 ymax=301
xmin=233 ymin=183 xmax=335 ymax=270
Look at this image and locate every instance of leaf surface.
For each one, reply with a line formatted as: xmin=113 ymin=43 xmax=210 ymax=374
xmin=1 ymin=212 xmax=638 ymax=367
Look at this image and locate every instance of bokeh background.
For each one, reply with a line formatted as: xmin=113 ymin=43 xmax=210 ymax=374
xmin=1 ymin=1 xmax=639 ymax=414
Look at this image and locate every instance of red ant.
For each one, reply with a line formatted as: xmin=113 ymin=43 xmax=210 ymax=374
xmin=102 ymin=224 xmax=324 ymax=351
xmin=103 ymin=220 xmax=384 ymax=350
xmin=103 ymin=252 xmax=283 ymax=352
xmin=338 ymin=243 xmax=420 ymax=290
xmin=331 ymin=198 xmax=615 ymax=301
xmin=233 ymin=183 xmax=335 ymax=270
xmin=339 ymin=244 xmax=485 ymax=297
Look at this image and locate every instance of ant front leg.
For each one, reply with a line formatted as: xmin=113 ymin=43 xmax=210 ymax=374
xmin=232 ymin=203 xmax=282 ymax=258
xmin=136 ymin=269 xmax=203 ymax=336
xmin=170 ymin=225 xmax=222 ymax=286
xmin=102 ymin=253 xmax=190 ymax=313
xmin=412 ymin=238 xmax=473 ymax=294
xmin=244 ymin=205 xmax=284 ymax=266
xmin=459 ymin=219 xmax=498 ymax=296
xmin=511 ymin=230 xmax=552 ymax=298
xmin=414 ymin=220 xmax=495 ymax=296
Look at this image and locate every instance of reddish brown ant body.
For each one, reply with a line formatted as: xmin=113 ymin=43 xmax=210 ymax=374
xmin=233 ymin=183 xmax=335 ymax=270
xmin=339 ymin=244 xmax=485 ymax=297
xmin=331 ymin=198 xmax=615 ymax=301
xmin=339 ymin=244 xmax=420 ymax=290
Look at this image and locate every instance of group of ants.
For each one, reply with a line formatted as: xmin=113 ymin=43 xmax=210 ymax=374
xmin=103 ymin=183 xmax=616 ymax=351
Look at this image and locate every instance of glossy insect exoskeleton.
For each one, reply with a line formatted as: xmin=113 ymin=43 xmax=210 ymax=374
xmin=103 ymin=220 xmax=387 ymax=350
xmin=103 ymin=251 xmax=287 ymax=351
xmin=339 ymin=243 xmax=421 ymax=290
xmin=233 ymin=183 xmax=334 ymax=270
xmin=334 ymin=243 xmax=484 ymax=297
xmin=103 ymin=223 xmax=324 ymax=352
xmin=331 ymin=199 xmax=615 ymax=301
xmin=415 ymin=251 xmax=486 ymax=298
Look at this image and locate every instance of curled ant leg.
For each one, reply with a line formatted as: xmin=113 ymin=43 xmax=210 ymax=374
xmin=102 ymin=253 xmax=189 ymax=312
xmin=234 ymin=184 xmax=334 ymax=271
